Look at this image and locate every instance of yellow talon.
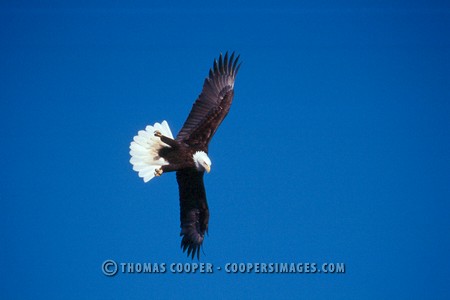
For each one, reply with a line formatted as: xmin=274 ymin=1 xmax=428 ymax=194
xmin=154 ymin=168 xmax=163 ymax=177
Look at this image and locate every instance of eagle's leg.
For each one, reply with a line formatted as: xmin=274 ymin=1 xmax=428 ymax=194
xmin=154 ymin=131 xmax=180 ymax=149
xmin=161 ymin=164 xmax=187 ymax=173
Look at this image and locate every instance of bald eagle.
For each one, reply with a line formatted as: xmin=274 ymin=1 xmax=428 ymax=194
xmin=129 ymin=52 xmax=241 ymax=259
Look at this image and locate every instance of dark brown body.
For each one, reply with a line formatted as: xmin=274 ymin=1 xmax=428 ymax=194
xmin=158 ymin=141 xmax=197 ymax=173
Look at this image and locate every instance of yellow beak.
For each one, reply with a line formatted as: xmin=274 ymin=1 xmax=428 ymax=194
xmin=205 ymin=165 xmax=211 ymax=173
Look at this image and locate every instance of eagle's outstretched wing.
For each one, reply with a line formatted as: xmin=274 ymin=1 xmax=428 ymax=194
xmin=176 ymin=52 xmax=241 ymax=150
xmin=176 ymin=169 xmax=210 ymax=259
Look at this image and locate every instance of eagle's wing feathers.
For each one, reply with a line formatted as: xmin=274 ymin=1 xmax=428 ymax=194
xmin=176 ymin=169 xmax=210 ymax=259
xmin=176 ymin=52 xmax=241 ymax=148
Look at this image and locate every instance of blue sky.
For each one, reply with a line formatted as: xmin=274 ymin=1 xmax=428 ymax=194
xmin=1 ymin=1 xmax=449 ymax=299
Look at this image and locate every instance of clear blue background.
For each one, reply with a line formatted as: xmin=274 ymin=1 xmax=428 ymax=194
xmin=1 ymin=1 xmax=449 ymax=299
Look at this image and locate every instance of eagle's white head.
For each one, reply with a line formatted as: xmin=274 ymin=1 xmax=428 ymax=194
xmin=193 ymin=151 xmax=212 ymax=173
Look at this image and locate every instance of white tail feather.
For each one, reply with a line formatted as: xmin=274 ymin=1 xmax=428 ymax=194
xmin=129 ymin=120 xmax=173 ymax=183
